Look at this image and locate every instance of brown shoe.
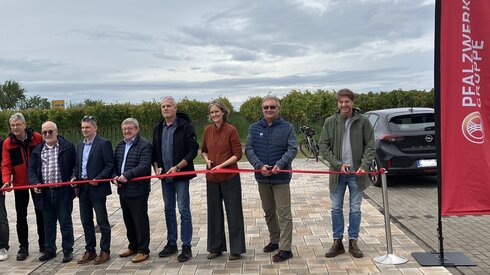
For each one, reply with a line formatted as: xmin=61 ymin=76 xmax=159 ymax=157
xmin=77 ymin=251 xmax=97 ymax=264
xmin=94 ymin=251 xmax=111 ymax=265
xmin=119 ymin=249 xmax=137 ymax=258
xmin=132 ymin=253 xmax=149 ymax=263
xmin=348 ymin=239 xmax=363 ymax=258
xmin=325 ymin=239 xmax=345 ymax=258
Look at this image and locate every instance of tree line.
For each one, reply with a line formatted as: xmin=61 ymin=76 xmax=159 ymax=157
xmin=0 ymin=79 xmax=434 ymax=144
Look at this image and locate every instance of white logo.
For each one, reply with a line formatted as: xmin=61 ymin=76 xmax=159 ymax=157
xmin=461 ymin=111 xmax=485 ymax=144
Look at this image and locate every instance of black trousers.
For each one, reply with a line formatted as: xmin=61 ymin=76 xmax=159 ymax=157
xmin=207 ymin=175 xmax=246 ymax=254
xmin=120 ymin=193 xmax=150 ymax=254
xmin=14 ymin=189 xmax=45 ymax=250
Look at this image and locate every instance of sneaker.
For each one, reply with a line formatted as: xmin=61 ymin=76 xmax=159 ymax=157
xmin=16 ymin=247 xmax=29 ymax=261
xmin=272 ymin=250 xmax=293 ymax=262
xmin=158 ymin=242 xmax=178 ymax=258
xmin=0 ymin=248 xmax=8 ymax=261
xmin=348 ymin=239 xmax=363 ymax=258
xmin=177 ymin=245 xmax=192 ymax=262
xmin=263 ymin=243 xmax=279 ymax=253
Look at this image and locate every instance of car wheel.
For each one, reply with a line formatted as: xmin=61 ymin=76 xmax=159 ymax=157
xmin=370 ymin=157 xmax=383 ymax=187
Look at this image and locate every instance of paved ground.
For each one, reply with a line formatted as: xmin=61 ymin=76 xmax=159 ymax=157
xmin=0 ymin=159 xmax=452 ymax=274
xmin=364 ymin=176 xmax=490 ymax=275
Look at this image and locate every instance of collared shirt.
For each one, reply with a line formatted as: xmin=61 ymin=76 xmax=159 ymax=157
xmin=41 ymin=142 xmax=62 ymax=184
xmin=81 ymin=135 xmax=96 ymax=179
xmin=121 ymin=137 xmax=135 ymax=173
xmin=161 ymin=120 xmax=177 ymax=178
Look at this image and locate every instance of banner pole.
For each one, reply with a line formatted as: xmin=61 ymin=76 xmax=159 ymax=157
xmin=412 ymin=0 xmax=475 ymax=266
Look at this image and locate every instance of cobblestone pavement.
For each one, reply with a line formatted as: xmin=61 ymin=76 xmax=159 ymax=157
xmin=0 ymin=159 xmax=451 ymax=274
xmin=364 ymin=176 xmax=490 ymax=275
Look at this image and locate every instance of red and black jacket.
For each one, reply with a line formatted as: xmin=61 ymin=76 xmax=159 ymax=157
xmin=1 ymin=128 xmax=42 ymax=187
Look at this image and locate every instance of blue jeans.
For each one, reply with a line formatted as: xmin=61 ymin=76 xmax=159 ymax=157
xmin=43 ymin=188 xmax=74 ymax=254
xmin=162 ymin=180 xmax=192 ymax=246
xmin=79 ymin=196 xmax=111 ymax=252
xmin=330 ymin=174 xmax=363 ymax=240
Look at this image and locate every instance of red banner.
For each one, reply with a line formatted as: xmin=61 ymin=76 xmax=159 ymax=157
xmin=440 ymin=0 xmax=490 ymax=215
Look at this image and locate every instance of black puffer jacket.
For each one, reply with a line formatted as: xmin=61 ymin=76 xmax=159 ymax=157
xmin=152 ymin=112 xmax=199 ymax=181
xmin=114 ymin=134 xmax=152 ymax=198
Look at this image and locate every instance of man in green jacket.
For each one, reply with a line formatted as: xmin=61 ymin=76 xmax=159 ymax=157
xmin=318 ymin=88 xmax=375 ymax=258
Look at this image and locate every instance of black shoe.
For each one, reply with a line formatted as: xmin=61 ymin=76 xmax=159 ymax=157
xmin=62 ymin=251 xmax=73 ymax=263
xmin=39 ymin=251 xmax=56 ymax=261
xmin=272 ymin=250 xmax=293 ymax=262
xmin=263 ymin=243 xmax=279 ymax=253
xmin=177 ymin=245 xmax=192 ymax=262
xmin=158 ymin=242 xmax=178 ymax=258
xmin=16 ymin=247 xmax=29 ymax=261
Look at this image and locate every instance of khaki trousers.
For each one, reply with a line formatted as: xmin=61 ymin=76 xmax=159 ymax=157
xmin=258 ymin=183 xmax=292 ymax=251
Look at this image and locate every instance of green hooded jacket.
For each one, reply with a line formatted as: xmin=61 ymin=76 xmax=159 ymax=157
xmin=318 ymin=108 xmax=375 ymax=192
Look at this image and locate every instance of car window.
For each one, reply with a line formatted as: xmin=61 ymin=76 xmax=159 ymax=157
xmin=389 ymin=113 xmax=435 ymax=131
xmin=367 ymin=114 xmax=379 ymax=128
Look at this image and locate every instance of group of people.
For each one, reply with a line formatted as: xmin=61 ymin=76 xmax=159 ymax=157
xmin=0 ymin=88 xmax=375 ymax=265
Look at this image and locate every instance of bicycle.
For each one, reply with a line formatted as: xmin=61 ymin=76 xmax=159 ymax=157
xmin=299 ymin=125 xmax=319 ymax=161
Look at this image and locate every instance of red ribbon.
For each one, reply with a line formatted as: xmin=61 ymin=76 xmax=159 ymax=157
xmin=1 ymin=168 xmax=381 ymax=192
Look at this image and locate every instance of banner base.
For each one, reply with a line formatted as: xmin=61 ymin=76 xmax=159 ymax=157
xmin=412 ymin=252 xmax=476 ymax=266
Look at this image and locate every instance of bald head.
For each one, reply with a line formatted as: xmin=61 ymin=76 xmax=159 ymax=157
xmin=41 ymin=121 xmax=59 ymax=146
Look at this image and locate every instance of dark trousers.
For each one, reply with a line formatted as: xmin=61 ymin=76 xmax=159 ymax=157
xmin=43 ymin=188 xmax=74 ymax=254
xmin=120 ymin=194 xmax=150 ymax=254
xmin=14 ymin=189 xmax=45 ymax=250
xmin=0 ymin=193 xmax=9 ymax=250
xmin=79 ymin=196 xmax=111 ymax=253
xmin=207 ymin=175 xmax=246 ymax=254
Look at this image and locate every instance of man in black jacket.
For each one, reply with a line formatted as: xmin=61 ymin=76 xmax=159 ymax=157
xmin=28 ymin=121 xmax=76 ymax=263
xmin=152 ymin=96 xmax=198 ymax=262
xmin=113 ymin=118 xmax=152 ymax=263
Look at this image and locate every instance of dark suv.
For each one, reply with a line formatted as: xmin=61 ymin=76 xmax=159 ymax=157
xmin=364 ymin=107 xmax=436 ymax=186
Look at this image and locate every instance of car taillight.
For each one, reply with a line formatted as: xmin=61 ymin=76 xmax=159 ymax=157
xmin=379 ymin=134 xmax=404 ymax=142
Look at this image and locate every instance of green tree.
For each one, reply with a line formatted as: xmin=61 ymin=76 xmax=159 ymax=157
xmin=17 ymin=95 xmax=51 ymax=110
xmin=0 ymin=80 xmax=27 ymax=110
xmin=239 ymin=96 xmax=263 ymax=122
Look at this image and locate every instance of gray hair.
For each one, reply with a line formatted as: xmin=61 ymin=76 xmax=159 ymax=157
xmin=161 ymin=96 xmax=177 ymax=107
xmin=208 ymin=100 xmax=229 ymax=122
xmin=262 ymin=95 xmax=281 ymax=107
xmin=9 ymin=112 xmax=26 ymax=124
xmin=121 ymin=118 xmax=139 ymax=129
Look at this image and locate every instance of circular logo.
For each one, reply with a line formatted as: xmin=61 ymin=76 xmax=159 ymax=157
xmin=425 ymin=134 xmax=434 ymax=143
xmin=461 ymin=111 xmax=485 ymax=144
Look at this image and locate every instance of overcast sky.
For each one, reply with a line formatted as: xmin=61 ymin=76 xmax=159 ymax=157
xmin=0 ymin=0 xmax=435 ymax=108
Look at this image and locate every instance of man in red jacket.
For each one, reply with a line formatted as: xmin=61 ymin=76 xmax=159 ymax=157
xmin=1 ymin=113 xmax=45 ymax=261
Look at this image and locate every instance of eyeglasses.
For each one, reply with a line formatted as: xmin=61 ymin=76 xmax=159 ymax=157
xmin=122 ymin=126 xmax=135 ymax=132
xmin=262 ymin=105 xmax=278 ymax=110
xmin=82 ymin=115 xmax=97 ymax=123
xmin=42 ymin=130 xmax=55 ymax=136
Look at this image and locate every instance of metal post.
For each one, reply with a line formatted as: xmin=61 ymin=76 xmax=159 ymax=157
xmin=374 ymin=170 xmax=408 ymax=265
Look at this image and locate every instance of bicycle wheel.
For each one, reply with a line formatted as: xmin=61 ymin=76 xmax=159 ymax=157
xmin=299 ymin=139 xmax=315 ymax=159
